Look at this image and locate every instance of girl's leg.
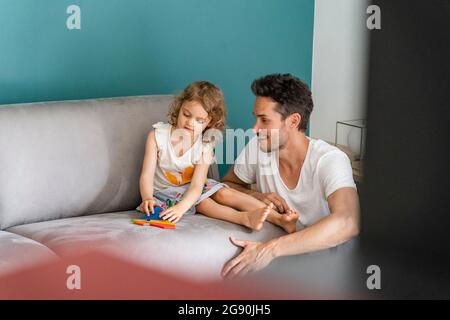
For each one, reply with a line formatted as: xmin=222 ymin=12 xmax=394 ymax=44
xmin=196 ymin=198 xmax=270 ymax=231
xmin=212 ymin=187 xmax=298 ymax=233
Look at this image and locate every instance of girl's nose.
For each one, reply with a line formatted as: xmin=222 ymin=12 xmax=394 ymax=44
xmin=193 ymin=123 xmax=202 ymax=132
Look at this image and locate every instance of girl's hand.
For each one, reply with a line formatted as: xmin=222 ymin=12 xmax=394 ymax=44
xmin=159 ymin=204 xmax=186 ymax=223
xmin=139 ymin=198 xmax=158 ymax=216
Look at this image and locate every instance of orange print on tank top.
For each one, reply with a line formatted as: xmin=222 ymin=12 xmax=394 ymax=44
xmin=164 ymin=166 xmax=195 ymax=185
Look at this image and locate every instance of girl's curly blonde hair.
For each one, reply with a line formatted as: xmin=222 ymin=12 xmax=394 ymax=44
xmin=168 ymin=81 xmax=227 ymax=131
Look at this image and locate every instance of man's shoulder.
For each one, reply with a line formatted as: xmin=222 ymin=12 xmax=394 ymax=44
xmin=307 ymin=137 xmax=356 ymax=196
xmin=308 ymin=138 xmax=347 ymax=164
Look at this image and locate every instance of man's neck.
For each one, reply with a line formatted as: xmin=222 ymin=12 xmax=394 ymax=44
xmin=278 ymin=131 xmax=310 ymax=169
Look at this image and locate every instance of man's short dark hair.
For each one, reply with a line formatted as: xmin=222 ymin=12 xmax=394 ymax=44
xmin=251 ymin=73 xmax=314 ymax=131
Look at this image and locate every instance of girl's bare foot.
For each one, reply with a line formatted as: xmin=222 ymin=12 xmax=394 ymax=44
xmin=278 ymin=209 xmax=299 ymax=233
xmin=243 ymin=203 xmax=272 ymax=231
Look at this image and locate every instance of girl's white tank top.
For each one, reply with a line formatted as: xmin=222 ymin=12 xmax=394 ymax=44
xmin=152 ymin=122 xmax=205 ymax=191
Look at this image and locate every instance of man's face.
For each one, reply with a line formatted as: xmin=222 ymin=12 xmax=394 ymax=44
xmin=252 ymin=96 xmax=289 ymax=153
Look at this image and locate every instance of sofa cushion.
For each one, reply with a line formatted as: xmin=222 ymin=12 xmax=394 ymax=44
xmin=0 ymin=231 xmax=60 ymax=277
xmin=0 ymin=95 xmax=172 ymax=229
xmin=6 ymin=211 xmax=286 ymax=281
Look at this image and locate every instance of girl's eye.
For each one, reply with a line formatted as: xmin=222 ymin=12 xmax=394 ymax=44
xmin=183 ymin=113 xmax=190 ymax=117
xmin=197 ymin=119 xmax=205 ymax=124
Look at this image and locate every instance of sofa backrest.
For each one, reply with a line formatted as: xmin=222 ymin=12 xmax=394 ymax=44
xmin=0 ymin=95 xmax=220 ymax=229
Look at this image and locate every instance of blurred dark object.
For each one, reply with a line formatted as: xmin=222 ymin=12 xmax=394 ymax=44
xmin=359 ymin=0 xmax=450 ymax=298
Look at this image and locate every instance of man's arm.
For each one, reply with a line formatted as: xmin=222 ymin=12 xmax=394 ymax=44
xmin=269 ymin=187 xmax=360 ymax=257
xmin=222 ymin=187 xmax=360 ymax=278
xmin=222 ymin=165 xmax=290 ymax=213
xmin=222 ymin=165 xmax=256 ymax=196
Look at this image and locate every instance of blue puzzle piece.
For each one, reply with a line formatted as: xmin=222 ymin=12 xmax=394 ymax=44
xmin=139 ymin=205 xmax=163 ymax=221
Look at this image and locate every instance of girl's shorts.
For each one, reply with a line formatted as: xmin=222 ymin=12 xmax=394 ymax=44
xmin=136 ymin=179 xmax=229 ymax=215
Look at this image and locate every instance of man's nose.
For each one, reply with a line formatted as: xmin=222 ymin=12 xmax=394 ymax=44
xmin=252 ymin=123 xmax=259 ymax=134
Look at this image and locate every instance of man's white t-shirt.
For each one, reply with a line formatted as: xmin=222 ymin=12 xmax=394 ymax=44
xmin=234 ymin=136 xmax=356 ymax=229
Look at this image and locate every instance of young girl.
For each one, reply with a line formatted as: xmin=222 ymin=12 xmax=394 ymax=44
xmin=137 ymin=81 xmax=298 ymax=233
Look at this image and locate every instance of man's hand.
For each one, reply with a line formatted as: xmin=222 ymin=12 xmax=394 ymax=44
xmin=221 ymin=237 xmax=275 ymax=279
xmin=159 ymin=204 xmax=186 ymax=223
xmin=253 ymin=192 xmax=289 ymax=213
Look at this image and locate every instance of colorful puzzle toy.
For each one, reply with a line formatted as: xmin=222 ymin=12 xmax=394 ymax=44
xmin=131 ymin=219 xmax=176 ymax=229
xmin=133 ymin=205 xmax=176 ymax=229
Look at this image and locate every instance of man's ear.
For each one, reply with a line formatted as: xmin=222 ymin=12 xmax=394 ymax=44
xmin=288 ymin=113 xmax=302 ymax=129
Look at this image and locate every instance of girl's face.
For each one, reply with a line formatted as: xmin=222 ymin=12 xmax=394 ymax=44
xmin=176 ymin=100 xmax=211 ymax=138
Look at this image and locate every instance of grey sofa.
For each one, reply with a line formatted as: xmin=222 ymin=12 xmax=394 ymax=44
xmin=0 ymin=95 xmax=287 ymax=281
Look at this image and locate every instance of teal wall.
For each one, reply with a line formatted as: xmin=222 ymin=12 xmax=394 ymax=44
xmin=0 ymin=0 xmax=315 ymax=176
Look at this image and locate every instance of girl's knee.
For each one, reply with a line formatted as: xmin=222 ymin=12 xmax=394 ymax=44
xmin=213 ymin=187 xmax=235 ymax=202
xmin=196 ymin=197 xmax=213 ymax=212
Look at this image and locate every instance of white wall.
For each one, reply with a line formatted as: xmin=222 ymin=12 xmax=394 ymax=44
xmin=310 ymin=0 xmax=370 ymax=145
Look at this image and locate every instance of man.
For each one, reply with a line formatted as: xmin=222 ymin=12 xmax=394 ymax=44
xmin=221 ymin=74 xmax=360 ymax=278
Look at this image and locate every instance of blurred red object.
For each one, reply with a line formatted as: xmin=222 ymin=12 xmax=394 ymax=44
xmin=0 ymin=250 xmax=309 ymax=300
